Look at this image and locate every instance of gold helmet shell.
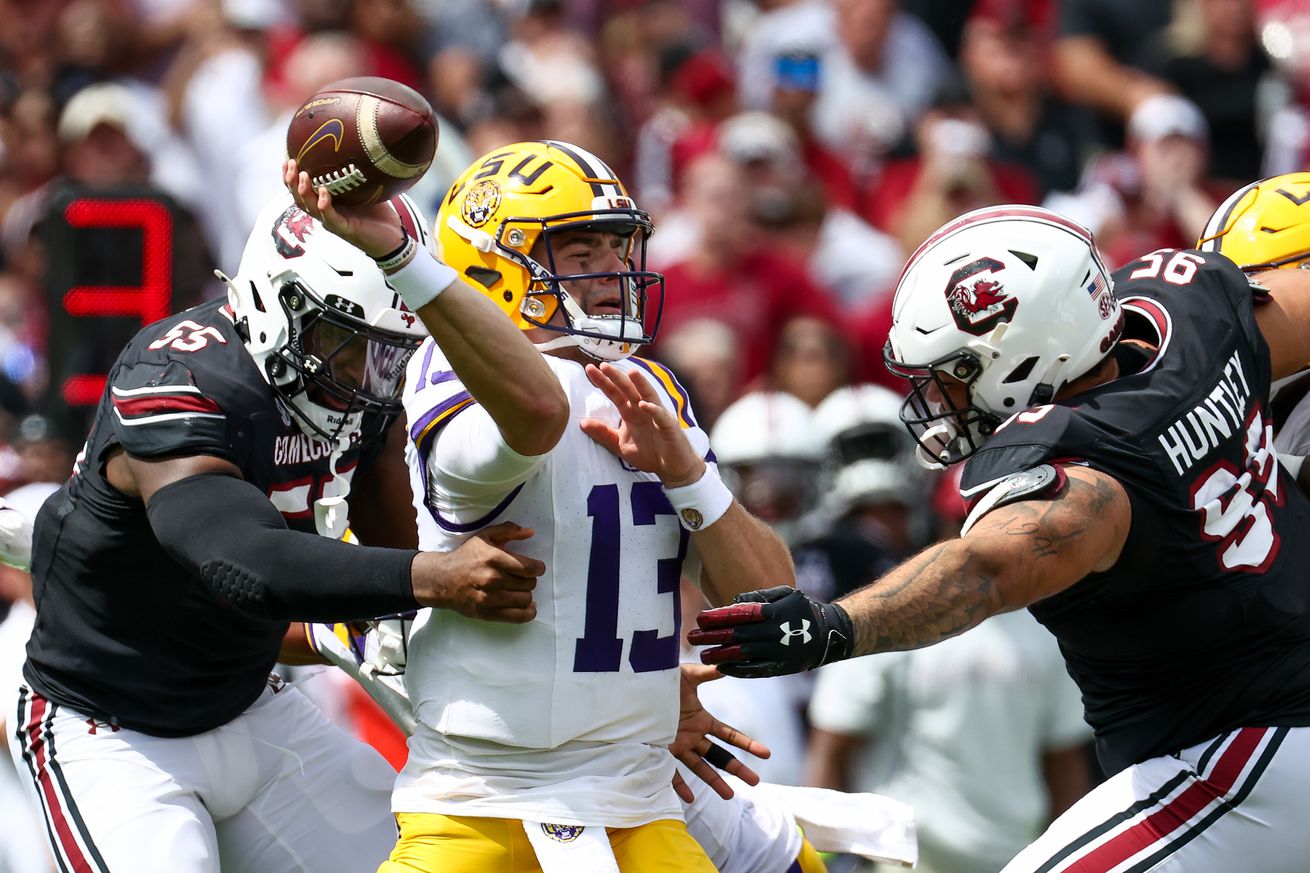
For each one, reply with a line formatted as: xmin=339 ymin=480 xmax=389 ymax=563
xmin=1198 ymin=172 xmax=1310 ymax=271
xmin=436 ymin=140 xmax=663 ymax=360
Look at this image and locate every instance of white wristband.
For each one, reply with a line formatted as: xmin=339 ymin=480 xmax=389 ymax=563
xmin=384 ymin=249 xmax=459 ymax=311
xmin=664 ymin=465 xmax=734 ymax=531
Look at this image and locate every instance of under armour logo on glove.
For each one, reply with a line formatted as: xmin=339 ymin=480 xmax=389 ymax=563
xmin=779 ymin=620 xmax=811 ymax=645
xmin=688 ymin=586 xmax=854 ymax=678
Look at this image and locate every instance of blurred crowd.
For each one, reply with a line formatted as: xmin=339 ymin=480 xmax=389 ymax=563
xmin=1 ymin=0 xmax=1308 ymax=870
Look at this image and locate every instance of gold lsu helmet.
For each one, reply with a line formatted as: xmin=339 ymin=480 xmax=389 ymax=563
xmin=436 ymin=140 xmax=664 ymax=361
xmin=1197 ymin=172 xmax=1310 ymax=271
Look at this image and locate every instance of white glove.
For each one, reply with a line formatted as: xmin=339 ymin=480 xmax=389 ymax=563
xmin=306 ymin=617 xmax=417 ymax=734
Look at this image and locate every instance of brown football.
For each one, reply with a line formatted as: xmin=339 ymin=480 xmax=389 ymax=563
xmin=286 ymin=77 xmax=437 ymax=207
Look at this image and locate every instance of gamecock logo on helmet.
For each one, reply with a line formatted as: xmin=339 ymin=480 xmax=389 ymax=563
xmin=272 ymin=207 xmax=316 ymax=259
xmin=462 ymin=180 xmax=502 ymax=228
xmin=945 ymin=256 xmax=1016 ymax=336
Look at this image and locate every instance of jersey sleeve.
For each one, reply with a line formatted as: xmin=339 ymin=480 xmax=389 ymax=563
xmin=107 ymin=358 xmax=235 ymax=461
xmin=959 ymin=405 xmax=1086 ymax=502
xmin=402 ymin=340 xmax=547 ymax=513
xmin=422 ymin=405 xmax=548 ymax=500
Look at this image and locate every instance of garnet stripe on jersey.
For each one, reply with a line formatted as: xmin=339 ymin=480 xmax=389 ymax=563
xmin=110 ymin=392 xmax=223 ymax=418
xmin=1039 ymin=727 xmax=1276 ymax=873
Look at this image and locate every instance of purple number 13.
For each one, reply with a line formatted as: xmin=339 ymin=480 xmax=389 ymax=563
xmin=574 ymin=481 xmax=689 ymax=673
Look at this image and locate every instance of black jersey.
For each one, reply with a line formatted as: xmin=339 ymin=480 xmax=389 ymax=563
xmin=24 ymin=300 xmax=386 ymax=737
xmin=960 ymin=250 xmax=1310 ymax=775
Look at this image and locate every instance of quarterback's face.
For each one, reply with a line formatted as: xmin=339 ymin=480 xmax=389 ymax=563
xmin=536 ymin=229 xmax=634 ymax=318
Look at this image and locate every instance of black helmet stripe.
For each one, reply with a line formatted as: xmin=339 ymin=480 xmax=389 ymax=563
xmin=540 ymin=139 xmax=624 ymax=199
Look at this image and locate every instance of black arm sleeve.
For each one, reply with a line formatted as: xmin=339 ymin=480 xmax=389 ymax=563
xmin=146 ymin=472 xmax=421 ymax=622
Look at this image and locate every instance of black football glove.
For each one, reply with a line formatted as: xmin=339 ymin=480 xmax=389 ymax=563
xmin=687 ymin=586 xmax=854 ymax=678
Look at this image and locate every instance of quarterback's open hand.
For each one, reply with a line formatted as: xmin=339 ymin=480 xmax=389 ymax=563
xmin=579 ymin=363 xmax=705 ymax=488
xmin=412 ymin=522 xmax=542 ymax=623
xmin=670 ymin=663 xmax=771 ymax=803
xmin=283 ymin=158 xmax=406 ymax=259
xmin=688 ymin=586 xmax=855 ymax=678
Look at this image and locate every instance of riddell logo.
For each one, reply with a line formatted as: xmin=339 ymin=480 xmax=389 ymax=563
xmin=946 ymin=257 xmax=1016 ymax=336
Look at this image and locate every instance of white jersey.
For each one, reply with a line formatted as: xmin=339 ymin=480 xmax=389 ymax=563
xmin=395 ymin=341 xmax=711 ymax=826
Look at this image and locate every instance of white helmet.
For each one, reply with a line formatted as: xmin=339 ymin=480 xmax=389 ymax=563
xmin=222 ymin=192 xmax=430 ymax=444
xmin=710 ymin=391 xmax=821 ymax=530
xmin=884 ymin=205 xmax=1122 ymax=467
xmin=710 ymin=391 xmax=822 ymax=465
xmin=811 ymin=384 xmax=922 ymax=517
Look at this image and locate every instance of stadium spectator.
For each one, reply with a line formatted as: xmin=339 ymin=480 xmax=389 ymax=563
xmin=658 ymin=317 xmax=746 ymax=434
xmin=1052 ymin=0 xmax=1173 ymax=134
xmin=863 ymin=79 xmax=1041 ymax=251
xmin=959 ymin=1 xmax=1093 ymax=197
xmin=653 ymin=151 xmax=842 ymax=383
xmin=768 ymin=316 xmax=851 ymax=409
xmin=1138 ymin=0 xmax=1273 ymax=186
xmin=1051 ymin=93 xmax=1221 ymax=267
xmin=737 ymin=0 xmax=951 ymax=155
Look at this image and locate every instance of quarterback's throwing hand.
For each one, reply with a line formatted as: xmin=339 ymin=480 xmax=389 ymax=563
xmin=688 ymin=586 xmax=855 ymax=677
xmin=412 ymin=522 xmax=542 ymax=624
xmin=283 ymin=158 xmax=406 ymax=259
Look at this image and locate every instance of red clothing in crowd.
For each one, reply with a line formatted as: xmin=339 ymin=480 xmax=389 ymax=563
xmin=654 ymin=247 xmax=841 ymax=382
xmin=860 ymin=156 xmax=1041 ymax=233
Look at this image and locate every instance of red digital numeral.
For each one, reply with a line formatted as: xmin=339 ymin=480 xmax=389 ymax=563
xmin=60 ymin=199 xmax=174 ymax=405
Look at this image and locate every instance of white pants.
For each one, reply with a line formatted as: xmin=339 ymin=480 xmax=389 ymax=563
xmin=8 ymin=678 xmax=397 ymax=873
xmin=1002 ymin=725 xmax=1310 ymax=872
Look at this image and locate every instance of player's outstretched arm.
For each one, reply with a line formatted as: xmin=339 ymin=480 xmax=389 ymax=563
xmin=284 ymin=160 xmax=568 ymax=456
xmin=114 ymin=450 xmax=542 ymax=624
xmin=579 ymin=362 xmax=794 ymax=606
xmin=689 ymin=465 xmax=1130 ymax=676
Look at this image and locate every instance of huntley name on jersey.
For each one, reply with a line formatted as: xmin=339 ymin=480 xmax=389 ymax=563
xmin=1157 ymin=348 xmax=1254 ymax=476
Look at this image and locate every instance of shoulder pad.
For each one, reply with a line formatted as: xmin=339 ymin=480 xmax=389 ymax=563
xmin=960 ymin=464 xmax=1067 ymax=536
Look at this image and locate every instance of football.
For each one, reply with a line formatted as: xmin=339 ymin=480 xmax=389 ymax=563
xmin=286 ymin=77 xmax=438 ymax=208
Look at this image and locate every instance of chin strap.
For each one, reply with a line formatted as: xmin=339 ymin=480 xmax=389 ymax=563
xmin=314 ymin=441 xmax=355 ymax=539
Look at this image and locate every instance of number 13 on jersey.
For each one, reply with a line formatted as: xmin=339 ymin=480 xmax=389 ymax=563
xmin=574 ymin=481 xmax=689 ymax=674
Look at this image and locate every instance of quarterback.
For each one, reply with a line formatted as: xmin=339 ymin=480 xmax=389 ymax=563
xmin=696 ymin=203 xmax=1310 ymax=872
xmin=382 ymin=140 xmax=797 ymax=873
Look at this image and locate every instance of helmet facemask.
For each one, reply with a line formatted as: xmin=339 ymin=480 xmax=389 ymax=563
xmin=510 ymin=210 xmax=664 ymax=361
xmin=263 ymin=272 xmax=422 ymax=444
xmin=884 ymin=345 xmax=1000 ymax=469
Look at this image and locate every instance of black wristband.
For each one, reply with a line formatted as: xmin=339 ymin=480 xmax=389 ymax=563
xmin=372 ymin=228 xmax=410 ymax=264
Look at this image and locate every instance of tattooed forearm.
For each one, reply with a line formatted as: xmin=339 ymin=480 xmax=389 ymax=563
xmin=834 ymin=467 xmax=1130 ymax=659
xmin=837 ymin=539 xmax=1006 ymax=656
